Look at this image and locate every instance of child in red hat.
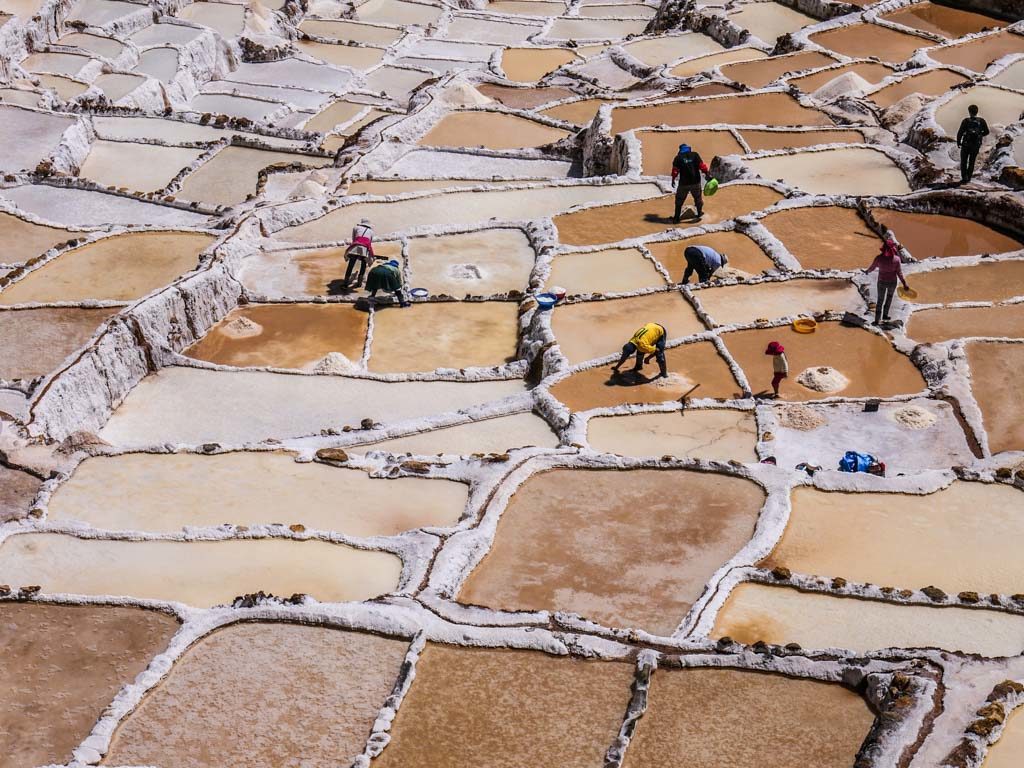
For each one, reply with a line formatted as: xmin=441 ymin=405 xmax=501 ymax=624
xmin=765 ymin=341 xmax=788 ymax=398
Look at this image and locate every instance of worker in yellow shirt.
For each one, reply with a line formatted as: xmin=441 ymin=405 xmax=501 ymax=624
xmin=611 ymin=322 xmax=668 ymax=379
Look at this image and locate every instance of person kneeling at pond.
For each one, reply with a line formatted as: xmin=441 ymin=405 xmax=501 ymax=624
xmin=366 ymin=259 xmax=410 ymax=308
xmin=681 ymin=244 xmax=728 ymax=284
xmin=611 ymin=322 xmax=668 ymax=379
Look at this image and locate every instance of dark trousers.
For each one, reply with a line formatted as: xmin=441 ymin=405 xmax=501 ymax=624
xmin=876 ymin=280 xmax=897 ymax=322
xmin=674 ymin=184 xmax=703 ymax=221
xmin=960 ymin=145 xmax=980 ymax=183
xmin=615 ymin=339 xmax=667 ymax=377
xmin=345 ymin=256 xmax=368 ymax=286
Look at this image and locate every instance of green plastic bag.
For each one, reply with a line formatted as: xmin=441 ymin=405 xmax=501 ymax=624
xmin=703 ymin=177 xmax=720 ymax=196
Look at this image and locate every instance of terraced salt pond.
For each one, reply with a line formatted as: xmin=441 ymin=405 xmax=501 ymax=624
xmin=277 ymin=183 xmax=662 ymax=241
xmin=764 ymin=483 xmax=1024 ymax=595
xmin=99 ymin=367 xmax=528 ymax=445
xmin=967 ymin=341 xmax=1024 ymax=455
xmin=50 ymin=452 xmax=468 ymax=534
xmin=547 ymin=247 xmax=665 ymax=294
xmin=760 ymin=205 xmax=880 ymax=270
xmin=0 ymin=603 xmax=179 ymax=768
xmin=587 ymin=409 xmax=757 ymax=461
xmin=418 ymin=111 xmax=569 ymax=149
xmin=647 ymin=230 xmax=776 ymax=277
xmin=624 ymin=667 xmax=875 ymax=768
xmin=500 ymin=47 xmax=577 ymax=82
xmin=610 ymin=92 xmax=832 ymax=134
xmin=0 ymin=306 xmax=117 ymax=380
xmin=902 ymin=260 xmax=1024 ymax=305
xmin=105 ymin=624 xmax=410 ymax=768
xmin=745 ymin=147 xmax=911 ymax=196
xmin=0 ymin=232 xmax=215 ymax=304
xmin=373 ymin=646 xmax=634 ymax=768
xmin=907 ymin=304 xmax=1024 ymax=344
xmin=406 ymin=228 xmax=535 ymax=295
xmin=79 ymin=141 xmax=203 ymax=193
xmin=351 ymin=411 xmax=558 ymax=454
xmin=808 ymin=23 xmax=932 ymax=63
xmin=695 ymin=278 xmax=860 ymax=326
xmin=0 ymin=533 xmax=402 ymax=605
xmin=713 ymin=583 xmax=1024 ymax=657
xmin=550 ymin=341 xmax=742 ymax=411
xmin=176 ymin=147 xmax=332 ymax=206
xmin=459 ymin=468 xmax=765 ymax=634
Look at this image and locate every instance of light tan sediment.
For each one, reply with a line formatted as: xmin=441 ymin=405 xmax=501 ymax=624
xmin=760 ymin=205 xmax=880 ymax=270
xmin=587 ymin=408 xmax=757 ymax=461
xmin=966 ymin=341 xmax=1024 ymax=455
xmin=418 ymin=111 xmax=569 ymax=150
xmin=611 ymin=92 xmax=832 ymax=134
xmin=0 ymin=306 xmax=118 ymax=380
xmin=648 ymin=230 xmax=775 ymax=278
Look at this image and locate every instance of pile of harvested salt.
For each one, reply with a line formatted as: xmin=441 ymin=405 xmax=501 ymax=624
xmin=797 ymin=366 xmax=849 ymax=393
xmin=777 ymin=404 xmax=826 ymax=431
xmin=222 ymin=316 xmax=263 ymax=339
xmin=891 ymin=404 xmax=937 ymax=430
xmin=313 ymin=352 xmax=359 ymax=374
xmin=650 ymin=372 xmax=694 ymax=390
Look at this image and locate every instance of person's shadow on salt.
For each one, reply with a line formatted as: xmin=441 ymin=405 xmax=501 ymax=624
xmin=606 ymin=369 xmax=655 ymax=387
xmin=643 ymin=213 xmax=676 ymax=224
xmin=327 ymin=279 xmax=353 ymax=296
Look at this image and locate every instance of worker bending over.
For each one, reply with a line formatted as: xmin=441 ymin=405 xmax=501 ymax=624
xmin=612 ymin=322 xmax=668 ymax=379
xmin=681 ymin=244 xmax=728 ymax=284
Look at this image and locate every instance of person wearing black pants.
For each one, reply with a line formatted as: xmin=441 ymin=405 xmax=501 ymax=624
xmin=671 ymin=143 xmax=709 ymax=223
xmin=957 ymin=104 xmax=989 ymax=184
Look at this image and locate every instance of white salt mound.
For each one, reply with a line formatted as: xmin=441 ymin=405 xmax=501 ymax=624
xmin=441 ymin=82 xmax=492 ymax=107
xmin=289 ymin=179 xmax=327 ymax=200
xmin=712 ymin=266 xmax=751 ymax=281
xmin=650 ymin=372 xmax=694 ymax=390
xmin=891 ymin=404 xmax=937 ymax=430
xmin=880 ymin=93 xmax=928 ymax=129
xmin=313 ymin=352 xmax=359 ymax=374
xmin=811 ymin=72 xmax=873 ymax=102
xmin=222 ymin=316 xmax=263 ymax=339
xmin=796 ymin=366 xmax=849 ymax=393
xmin=777 ymin=405 xmax=826 ymax=430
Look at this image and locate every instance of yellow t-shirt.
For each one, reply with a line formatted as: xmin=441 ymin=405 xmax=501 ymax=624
xmin=630 ymin=323 xmax=665 ymax=354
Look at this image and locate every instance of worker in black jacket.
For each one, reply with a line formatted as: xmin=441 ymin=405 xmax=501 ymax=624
xmin=671 ymin=143 xmax=709 ymax=223
xmin=956 ymin=104 xmax=989 ymax=184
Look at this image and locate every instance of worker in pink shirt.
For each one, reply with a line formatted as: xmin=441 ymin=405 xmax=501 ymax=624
xmin=864 ymin=235 xmax=911 ymax=326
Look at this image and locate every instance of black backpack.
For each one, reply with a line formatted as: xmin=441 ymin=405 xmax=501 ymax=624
xmin=962 ymin=118 xmax=985 ymax=144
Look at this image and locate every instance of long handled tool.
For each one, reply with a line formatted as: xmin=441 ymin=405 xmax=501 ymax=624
xmin=680 ymin=383 xmax=700 ymax=412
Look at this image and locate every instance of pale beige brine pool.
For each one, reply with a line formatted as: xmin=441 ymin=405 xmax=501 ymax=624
xmin=764 ymin=484 xmax=1024 ymax=596
xmin=460 ymin=468 xmax=765 ymax=634
xmin=501 ymin=48 xmax=578 ymax=82
xmin=713 ymin=583 xmax=1024 ymax=657
xmin=728 ymin=3 xmax=818 ymax=42
xmin=79 ymin=141 xmax=202 ymax=193
xmin=407 ymin=228 xmax=535 ymax=296
xmin=177 ymin=146 xmax=331 ymax=206
xmin=51 ymin=452 xmax=467 ymax=536
xmin=0 ymin=533 xmax=402 ymax=605
xmin=547 ymin=247 xmax=666 ymax=295
xmin=351 ymin=412 xmax=558 ymax=455
xmin=967 ymin=341 xmax=1024 ymax=455
xmin=0 ymin=232 xmax=214 ymax=304
xmin=369 ymin=302 xmax=520 ymax=373
xmin=746 ymin=147 xmax=911 ymax=196
xmin=695 ymin=278 xmax=860 ymax=326
xmin=587 ymin=409 xmax=757 ymax=461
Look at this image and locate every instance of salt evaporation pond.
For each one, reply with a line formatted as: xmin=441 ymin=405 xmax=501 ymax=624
xmin=0 ymin=603 xmax=179 ymax=768
xmin=647 ymin=230 xmax=776 ymax=277
xmin=0 ymin=533 xmax=403 ymax=605
xmin=352 ymin=411 xmax=558 ymax=455
xmin=695 ymin=278 xmax=860 ymax=327
xmin=760 ymin=205 xmax=881 ymax=270
xmin=79 ymin=141 xmax=204 ymax=193
xmin=745 ymin=147 xmax=911 ymax=196
xmin=907 ymin=303 xmax=1024 ymax=344
xmin=587 ymin=409 xmax=758 ymax=461
xmin=713 ymin=583 xmax=1024 ymax=657
xmin=764 ymin=484 xmax=1024 ymax=596
xmin=460 ymin=468 xmax=764 ymax=634
xmin=373 ymin=646 xmax=634 ymax=768
xmin=418 ymin=111 xmax=569 ymax=149
xmin=50 ymin=452 xmax=468 ymax=534
xmin=967 ymin=341 xmax=1024 ymax=455
xmin=0 ymin=306 xmax=117 ymax=380
xmin=547 ymin=247 xmax=665 ymax=295
xmin=106 ymin=624 xmax=410 ymax=768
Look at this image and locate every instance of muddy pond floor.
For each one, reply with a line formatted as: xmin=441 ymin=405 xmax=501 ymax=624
xmin=2 ymin=0 xmax=1024 ymax=766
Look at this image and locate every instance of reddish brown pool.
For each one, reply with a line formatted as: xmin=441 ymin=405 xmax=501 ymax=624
xmin=106 ymin=623 xmax=409 ymax=768
xmin=789 ymin=61 xmax=895 ymax=94
xmin=2 ymin=603 xmax=179 ymax=767
xmin=638 ymin=129 xmax=745 ymax=176
xmin=907 ymin=303 xmax=1024 ymax=344
xmin=880 ymin=1 xmax=1004 ymax=39
xmin=740 ymin=129 xmax=866 ymax=152
xmin=809 ymin=23 xmax=932 ymax=63
xmin=185 ymin=303 xmax=369 ymax=370
xmin=867 ymin=69 xmax=970 ymax=108
xmin=549 ymin=340 xmax=743 ymax=410
xmin=459 ymin=467 xmax=765 ymax=634
xmin=373 ymin=645 xmax=634 ymax=768
xmin=623 ymin=667 xmax=875 ymax=768
xmin=611 ymin=92 xmax=832 ymax=134
xmin=418 ymin=111 xmax=569 ymax=150
xmin=903 ymin=261 xmax=1024 ymax=305
xmin=870 ymin=209 xmax=1021 ymax=259
xmin=0 ymin=465 xmax=40 ymax=523
xmin=931 ymin=29 xmax=1024 ymax=73
xmin=539 ymin=98 xmax=616 ymax=125
xmin=967 ymin=340 xmax=1024 ymax=454
xmin=719 ymin=50 xmax=836 ymax=89
xmin=0 ymin=211 xmax=72 ymax=262
xmin=553 ymin=184 xmax=784 ymax=246
xmin=760 ymin=205 xmax=881 ymax=271
xmin=721 ymin=322 xmax=926 ymax=400
xmin=476 ymin=83 xmax=575 ymax=109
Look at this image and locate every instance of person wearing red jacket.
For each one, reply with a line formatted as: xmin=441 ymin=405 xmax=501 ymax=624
xmin=671 ymin=144 xmax=709 ymax=223
xmin=864 ymin=236 xmax=911 ymax=325
xmin=343 ymin=218 xmax=376 ymax=288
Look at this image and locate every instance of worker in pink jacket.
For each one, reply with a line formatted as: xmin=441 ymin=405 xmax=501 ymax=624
xmin=864 ymin=236 xmax=911 ymax=326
